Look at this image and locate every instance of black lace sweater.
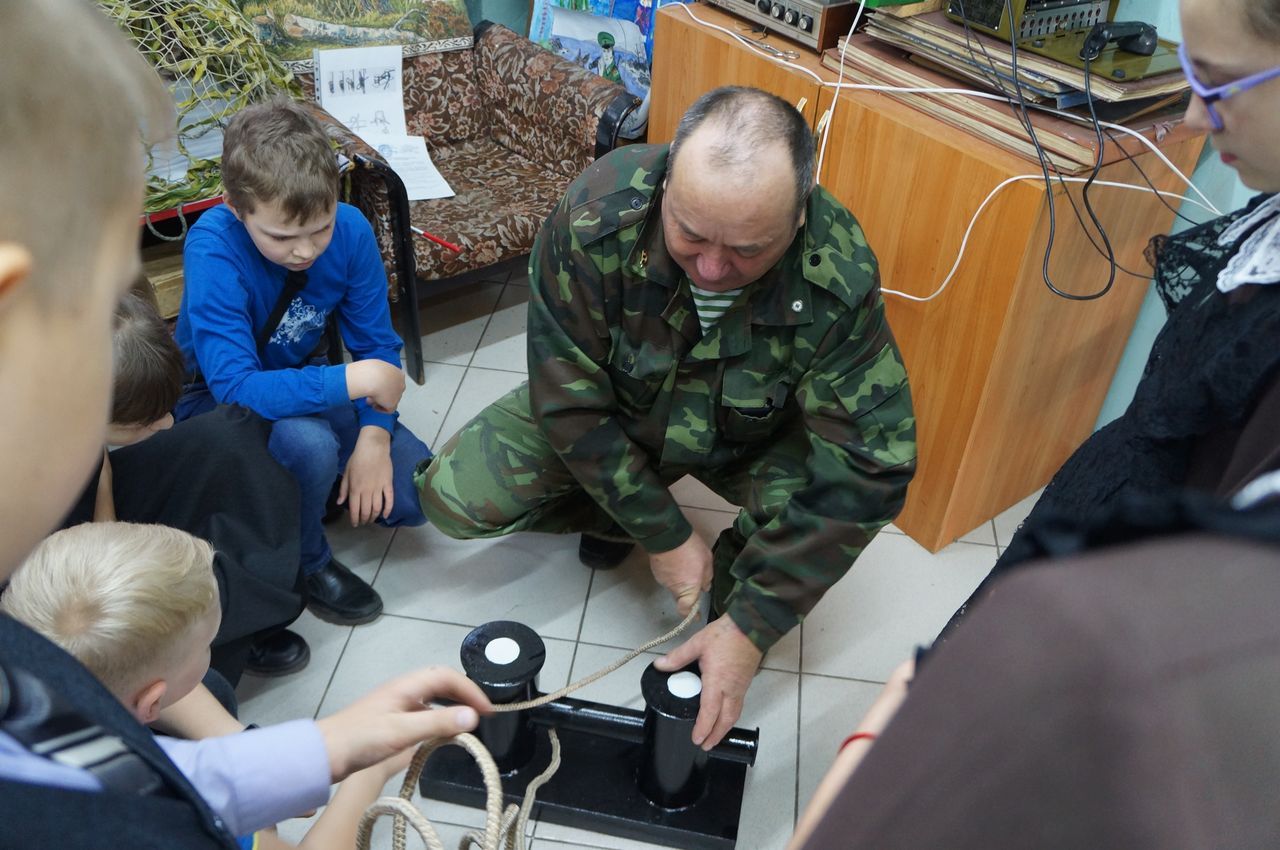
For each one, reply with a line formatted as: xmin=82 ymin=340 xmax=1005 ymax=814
xmin=1000 ymin=192 xmax=1280 ymax=567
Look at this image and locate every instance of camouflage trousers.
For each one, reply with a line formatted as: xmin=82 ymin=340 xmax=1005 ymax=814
xmin=418 ymin=383 xmax=810 ymax=615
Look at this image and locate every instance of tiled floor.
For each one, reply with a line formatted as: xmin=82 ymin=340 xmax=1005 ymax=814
xmin=239 ymin=267 xmax=1040 ymax=849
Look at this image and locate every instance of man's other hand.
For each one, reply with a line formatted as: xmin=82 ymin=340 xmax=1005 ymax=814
xmin=654 ymin=616 xmax=763 ymax=750
xmin=648 ymin=534 xmax=713 ymax=616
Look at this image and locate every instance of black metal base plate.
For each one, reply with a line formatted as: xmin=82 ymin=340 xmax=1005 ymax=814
xmin=419 ymin=724 xmax=747 ymax=849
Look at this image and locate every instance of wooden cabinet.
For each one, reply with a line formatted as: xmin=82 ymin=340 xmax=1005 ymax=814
xmin=650 ymin=2 xmax=1206 ymax=550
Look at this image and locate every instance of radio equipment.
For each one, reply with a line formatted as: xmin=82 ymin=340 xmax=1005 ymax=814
xmin=946 ymin=0 xmax=1116 ymax=43
xmin=701 ymin=0 xmax=861 ymax=53
xmin=946 ymin=0 xmax=1178 ymax=80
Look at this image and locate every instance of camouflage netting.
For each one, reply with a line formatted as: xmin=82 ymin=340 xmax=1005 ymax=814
xmin=97 ymin=0 xmax=301 ymax=214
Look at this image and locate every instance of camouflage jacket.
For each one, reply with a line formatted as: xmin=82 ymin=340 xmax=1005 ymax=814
xmin=527 ymin=145 xmax=916 ymax=650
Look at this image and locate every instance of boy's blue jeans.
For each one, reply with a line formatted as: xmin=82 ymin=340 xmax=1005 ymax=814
xmin=176 ymin=390 xmax=430 ymax=577
xmin=268 ymin=407 xmax=430 ymax=576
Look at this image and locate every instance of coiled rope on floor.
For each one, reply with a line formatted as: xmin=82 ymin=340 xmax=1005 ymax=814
xmin=355 ymin=606 xmax=701 ymax=850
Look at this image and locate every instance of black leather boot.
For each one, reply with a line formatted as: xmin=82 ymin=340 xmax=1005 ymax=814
xmin=245 ymin=629 xmax=311 ymax=677
xmin=578 ymin=533 xmax=635 ymax=570
xmin=305 ymin=557 xmax=383 ymax=625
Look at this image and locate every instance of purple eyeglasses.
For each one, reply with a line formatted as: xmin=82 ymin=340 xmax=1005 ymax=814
xmin=1178 ymin=42 xmax=1280 ymax=131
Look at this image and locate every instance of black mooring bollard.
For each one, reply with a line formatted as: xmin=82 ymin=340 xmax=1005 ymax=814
xmin=459 ymin=620 xmax=545 ymax=773
xmin=639 ymin=662 xmax=709 ymax=809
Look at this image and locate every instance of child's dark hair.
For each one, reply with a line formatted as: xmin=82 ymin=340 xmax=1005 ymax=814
xmin=112 ymin=287 xmax=184 ymax=426
xmin=221 ymin=97 xmax=339 ymax=224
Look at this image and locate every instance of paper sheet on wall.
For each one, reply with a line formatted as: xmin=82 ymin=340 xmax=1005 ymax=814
xmin=313 ymin=45 xmax=407 ymax=139
xmin=369 ymin=135 xmax=454 ymax=201
xmin=313 ymin=46 xmax=453 ymax=200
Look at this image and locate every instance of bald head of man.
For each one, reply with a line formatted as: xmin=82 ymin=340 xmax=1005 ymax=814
xmin=662 ymin=87 xmax=816 ymax=292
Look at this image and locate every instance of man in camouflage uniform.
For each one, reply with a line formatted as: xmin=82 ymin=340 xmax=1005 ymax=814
xmin=420 ymin=86 xmax=915 ymax=748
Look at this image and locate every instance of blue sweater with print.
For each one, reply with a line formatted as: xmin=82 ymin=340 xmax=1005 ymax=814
xmin=176 ymin=203 xmax=401 ymax=432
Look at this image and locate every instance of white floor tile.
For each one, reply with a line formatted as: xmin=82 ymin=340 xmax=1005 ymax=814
xmin=992 ymin=488 xmax=1044 ymax=551
xmin=415 ymin=281 xmax=505 ymax=366
xmin=957 ymin=520 xmax=997 ymax=547
xmin=766 ymin=622 xmax=802 ymax=674
xmin=577 ymin=555 xmax=698 ymax=658
xmin=795 ymin=674 xmax=884 ymax=827
xmin=802 ymin=534 xmax=996 ymax=682
xmin=373 ymin=523 xmax=590 ymax=642
xmin=396 ymin=361 xmax=467 ymax=448
xmin=732 ymin=667 xmax=800 ymax=850
xmin=435 ymin=367 xmax=528 ymax=447
xmin=236 ymin=610 xmax=351 ymax=726
xmin=507 ymin=268 xmax=530 ymax=287
xmin=470 ymin=284 xmax=529 ymax=373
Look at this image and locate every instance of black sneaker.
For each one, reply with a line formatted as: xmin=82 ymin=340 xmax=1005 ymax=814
xmin=245 ymin=629 xmax=311 ymax=677
xmin=578 ymin=533 xmax=635 ymax=570
xmin=305 ymin=557 xmax=383 ymax=625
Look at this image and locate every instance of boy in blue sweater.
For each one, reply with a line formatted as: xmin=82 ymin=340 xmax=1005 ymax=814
xmin=176 ymin=98 xmax=430 ymax=626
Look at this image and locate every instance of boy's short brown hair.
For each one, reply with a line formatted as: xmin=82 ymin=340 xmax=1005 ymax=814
xmin=221 ymin=98 xmax=339 ymax=224
xmin=0 ymin=0 xmax=172 ymax=305
xmin=112 ymin=289 xmax=185 ymax=426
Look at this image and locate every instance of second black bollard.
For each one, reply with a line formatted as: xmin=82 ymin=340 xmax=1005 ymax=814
xmin=639 ymin=662 xmax=709 ymax=809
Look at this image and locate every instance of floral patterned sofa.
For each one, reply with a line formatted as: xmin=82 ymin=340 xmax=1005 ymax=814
xmin=301 ymin=22 xmax=636 ymax=383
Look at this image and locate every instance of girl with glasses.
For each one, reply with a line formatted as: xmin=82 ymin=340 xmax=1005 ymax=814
xmin=790 ymin=1 xmax=1280 ymax=847
xmin=940 ymin=0 xmax=1280 ymax=640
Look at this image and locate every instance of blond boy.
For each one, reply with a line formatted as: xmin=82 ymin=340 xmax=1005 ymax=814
xmin=3 ymin=523 xmax=416 ymax=850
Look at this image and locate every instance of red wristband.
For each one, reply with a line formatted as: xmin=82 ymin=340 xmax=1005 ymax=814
xmin=839 ymin=731 xmax=877 ymax=752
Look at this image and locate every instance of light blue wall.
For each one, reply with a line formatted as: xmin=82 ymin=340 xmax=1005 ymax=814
xmin=1093 ymin=0 xmax=1254 ymax=426
xmin=464 ymin=0 xmax=528 ymax=35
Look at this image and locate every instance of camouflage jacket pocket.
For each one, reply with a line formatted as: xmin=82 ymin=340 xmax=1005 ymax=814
xmin=719 ymin=368 xmax=793 ymax=444
xmin=607 ymin=335 xmax=673 ymax=412
xmin=829 ymin=345 xmax=915 ymax=466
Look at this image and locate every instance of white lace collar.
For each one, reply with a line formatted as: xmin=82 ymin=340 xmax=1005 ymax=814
xmin=1216 ymin=194 xmax=1280 ymax=293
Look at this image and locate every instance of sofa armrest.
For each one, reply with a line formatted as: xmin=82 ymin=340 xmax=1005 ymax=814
xmin=474 ymin=22 xmax=638 ymax=178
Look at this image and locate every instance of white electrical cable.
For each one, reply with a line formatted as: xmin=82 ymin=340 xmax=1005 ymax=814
xmin=879 ymin=174 xmax=1219 ymax=302
xmin=816 ymin=0 xmax=867 ymax=179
